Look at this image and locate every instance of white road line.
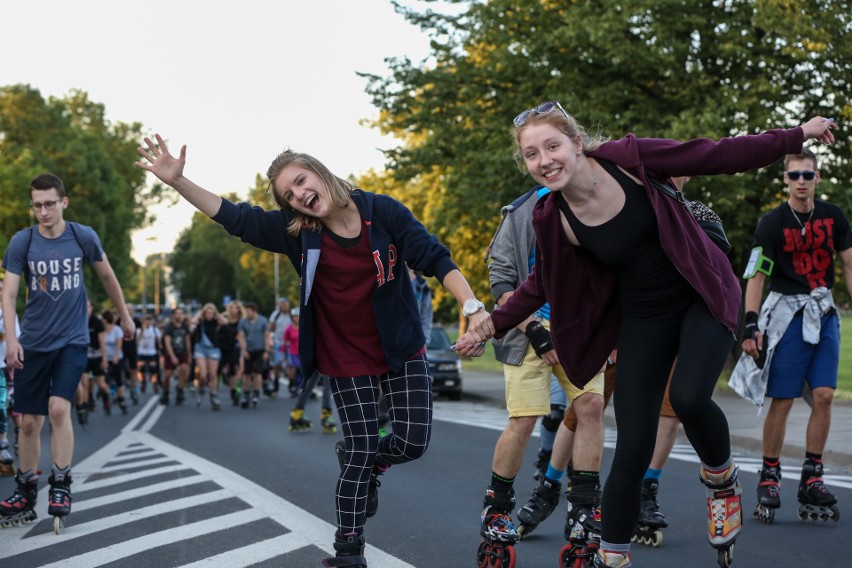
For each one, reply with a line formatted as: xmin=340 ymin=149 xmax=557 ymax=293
xmin=178 ymin=533 xmax=308 ymax=568
xmin=73 ymin=476 xmax=209 ymax=512
xmin=121 ymin=396 xmax=159 ymax=433
xmin=95 ymin=456 xmax=178 ymax=473
xmin=35 ymin=509 xmax=261 ymax=568
xmin=76 ymin=463 xmax=196 ymax=491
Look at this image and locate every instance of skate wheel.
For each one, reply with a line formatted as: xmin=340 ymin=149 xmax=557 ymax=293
xmin=493 ymin=544 xmax=515 ymax=568
xmin=558 ymin=542 xmax=583 ymax=568
xmin=53 ymin=515 xmax=63 ymax=535
xmin=797 ymin=505 xmax=807 ymax=521
xmin=717 ymin=544 xmax=734 ymax=567
xmin=830 ymin=505 xmax=840 ymax=522
xmin=651 ymin=529 xmax=663 ymax=547
xmin=476 ymin=540 xmax=490 ymax=568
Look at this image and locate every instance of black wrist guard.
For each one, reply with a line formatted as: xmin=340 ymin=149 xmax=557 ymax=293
xmin=524 ymin=321 xmax=554 ymax=358
xmin=743 ymin=311 xmax=759 ymax=342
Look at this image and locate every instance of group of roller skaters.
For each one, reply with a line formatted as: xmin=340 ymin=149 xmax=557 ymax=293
xmin=0 ymin=104 xmax=842 ymax=568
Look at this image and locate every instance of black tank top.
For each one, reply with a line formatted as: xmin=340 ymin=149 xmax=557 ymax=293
xmin=557 ymin=159 xmax=695 ymax=316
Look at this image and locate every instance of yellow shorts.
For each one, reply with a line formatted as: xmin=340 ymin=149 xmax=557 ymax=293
xmin=503 ymin=335 xmax=605 ymax=418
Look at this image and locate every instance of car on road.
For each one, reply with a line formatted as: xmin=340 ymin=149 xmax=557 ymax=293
xmin=427 ymin=326 xmax=463 ymax=400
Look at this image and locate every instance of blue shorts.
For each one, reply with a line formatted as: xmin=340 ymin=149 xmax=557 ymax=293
xmin=13 ymin=344 xmax=88 ymax=415
xmin=193 ymin=344 xmax=221 ymax=360
xmin=271 ymin=343 xmax=287 ymax=367
xmin=767 ymin=314 xmax=839 ymax=399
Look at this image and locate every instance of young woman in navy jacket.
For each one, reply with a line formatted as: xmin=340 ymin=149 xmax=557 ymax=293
xmin=136 ymin=135 xmax=491 ymax=568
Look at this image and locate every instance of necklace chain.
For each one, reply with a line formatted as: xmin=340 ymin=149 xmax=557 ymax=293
xmin=564 ymin=162 xmax=598 ymax=205
xmin=788 ymin=201 xmax=815 ymax=237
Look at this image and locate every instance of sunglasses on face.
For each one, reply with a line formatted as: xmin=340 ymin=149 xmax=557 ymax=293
xmin=513 ymin=100 xmax=570 ymax=127
xmin=786 ymin=170 xmax=816 ymax=181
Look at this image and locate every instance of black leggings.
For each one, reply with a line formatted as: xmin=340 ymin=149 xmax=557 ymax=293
xmin=330 ymin=354 xmax=433 ymax=534
xmin=602 ymin=298 xmax=734 ymax=543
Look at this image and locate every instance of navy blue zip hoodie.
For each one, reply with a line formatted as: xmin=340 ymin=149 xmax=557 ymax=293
xmin=212 ymin=189 xmax=458 ymax=382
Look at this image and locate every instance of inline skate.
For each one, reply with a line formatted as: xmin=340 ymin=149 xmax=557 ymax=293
xmin=632 ymin=478 xmax=667 ymax=547
xmin=289 ymin=408 xmax=313 ymax=432
xmin=48 ymin=471 xmax=73 ymax=534
xmin=478 ymin=486 xmax=518 ymax=568
xmin=117 ymin=396 xmax=128 ymax=415
xmin=322 ymin=530 xmax=367 ymax=567
xmin=321 ymin=407 xmax=337 ymax=434
xmin=75 ymin=403 xmax=89 ymax=428
xmin=753 ymin=462 xmax=780 ymax=524
xmin=175 ymin=387 xmax=186 ymax=406
xmin=0 ymin=470 xmax=38 ymax=528
xmin=516 ymin=474 xmax=560 ymax=539
xmin=797 ymin=459 xmax=839 ymax=522
xmin=560 ymin=483 xmax=601 ymax=568
xmin=196 ymin=385 xmax=205 ymax=407
xmin=700 ymin=464 xmax=742 ymax=568
xmin=0 ymin=441 xmax=15 ymax=477
xmin=210 ymin=392 xmax=221 ymax=411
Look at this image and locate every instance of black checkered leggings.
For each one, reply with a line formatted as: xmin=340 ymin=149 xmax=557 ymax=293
xmin=330 ymin=354 xmax=433 ymax=534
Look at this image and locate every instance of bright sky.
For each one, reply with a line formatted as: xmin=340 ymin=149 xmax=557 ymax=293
xmin=2 ymin=0 xmax=432 ymax=264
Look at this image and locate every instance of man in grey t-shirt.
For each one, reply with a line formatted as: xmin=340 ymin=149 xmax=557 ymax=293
xmin=238 ymin=302 xmax=269 ymax=409
xmin=1 ymin=174 xmax=134 ymax=527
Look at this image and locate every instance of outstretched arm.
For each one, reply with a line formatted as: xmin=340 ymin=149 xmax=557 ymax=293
xmin=135 ymin=134 xmax=223 ymax=218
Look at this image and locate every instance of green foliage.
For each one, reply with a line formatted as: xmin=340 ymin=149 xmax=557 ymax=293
xmin=0 ymin=84 xmax=164 ymax=304
xmin=359 ymin=0 xmax=852 ymax=312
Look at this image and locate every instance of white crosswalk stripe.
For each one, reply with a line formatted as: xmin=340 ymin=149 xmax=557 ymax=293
xmin=0 ymin=396 xmax=415 ymax=568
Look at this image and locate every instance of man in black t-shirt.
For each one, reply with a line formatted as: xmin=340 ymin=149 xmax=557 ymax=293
xmin=161 ymin=307 xmax=192 ymax=406
xmin=740 ymin=149 xmax=852 ymax=520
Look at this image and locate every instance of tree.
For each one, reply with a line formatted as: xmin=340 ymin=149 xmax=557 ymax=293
xmin=0 ymin=84 xmax=167 ymax=303
xmin=361 ymin=0 xmax=852 ymax=310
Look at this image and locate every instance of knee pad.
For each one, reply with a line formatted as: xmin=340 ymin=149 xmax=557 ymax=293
xmin=541 ymin=405 xmax=565 ymax=433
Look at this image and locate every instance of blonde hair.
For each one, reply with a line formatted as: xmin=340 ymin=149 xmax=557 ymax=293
xmin=266 ymin=149 xmax=353 ymax=236
xmin=201 ymin=302 xmax=219 ymax=319
xmin=226 ymin=300 xmax=245 ymax=323
xmin=512 ymin=105 xmax=609 ymax=174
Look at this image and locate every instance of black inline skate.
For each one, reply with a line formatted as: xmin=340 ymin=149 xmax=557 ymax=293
xmin=117 ymin=396 xmax=128 ymax=415
xmin=48 ymin=471 xmax=73 ymax=534
xmin=532 ymin=448 xmax=552 ymax=482
xmin=322 ymin=530 xmax=367 ymax=567
xmin=478 ymin=486 xmax=518 ymax=568
xmin=0 ymin=469 xmax=39 ymax=528
xmin=700 ymin=464 xmax=742 ymax=568
xmin=333 ymin=440 xmax=384 ymax=518
xmin=210 ymin=392 xmax=221 ymax=411
xmin=632 ymin=477 xmax=668 ymax=547
xmin=516 ymin=474 xmax=560 ymax=539
xmin=289 ymin=409 xmax=313 ymax=432
xmin=75 ymin=403 xmax=89 ymax=428
xmin=560 ymin=482 xmax=601 ymax=568
xmin=797 ymin=459 xmax=839 ymax=522
xmin=753 ymin=462 xmax=781 ymax=524
xmin=0 ymin=441 xmax=14 ymax=477
xmin=175 ymin=387 xmax=185 ymax=406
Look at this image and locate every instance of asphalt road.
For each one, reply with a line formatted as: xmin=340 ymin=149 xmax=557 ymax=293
xmin=0 ymin=388 xmax=848 ymax=567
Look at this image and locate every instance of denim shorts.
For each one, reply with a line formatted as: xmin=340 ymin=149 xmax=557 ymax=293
xmin=194 ymin=344 xmax=221 ymax=360
xmin=767 ymin=314 xmax=839 ymax=399
xmin=13 ymin=344 xmax=88 ymax=415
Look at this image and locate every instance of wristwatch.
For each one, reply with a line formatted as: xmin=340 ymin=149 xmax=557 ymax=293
xmin=462 ymin=298 xmax=485 ymax=317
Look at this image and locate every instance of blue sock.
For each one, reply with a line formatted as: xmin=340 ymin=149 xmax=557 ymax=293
xmin=644 ymin=468 xmax=663 ymax=481
xmin=546 ymin=464 xmax=564 ymax=482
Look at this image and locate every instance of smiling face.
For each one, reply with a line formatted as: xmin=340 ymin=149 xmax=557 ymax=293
xmin=274 ymin=165 xmax=330 ymax=218
xmin=518 ymin=123 xmax=584 ymax=191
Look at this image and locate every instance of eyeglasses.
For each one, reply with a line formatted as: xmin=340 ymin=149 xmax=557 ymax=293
xmin=513 ymin=100 xmax=570 ymax=127
xmin=786 ymin=171 xmax=816 ymax=181
xmin=30 ymin=199 xmax=62 ymax=211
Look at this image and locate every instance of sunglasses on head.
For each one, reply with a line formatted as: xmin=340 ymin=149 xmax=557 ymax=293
xmin=513 ymin=100 xmax=570 ymax=127
xmin=786 ymin=170 xmax=816 ymax=181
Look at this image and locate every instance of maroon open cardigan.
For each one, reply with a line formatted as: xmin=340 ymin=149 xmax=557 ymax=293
xmin=491 ymin=127 xmax=805 ymax=387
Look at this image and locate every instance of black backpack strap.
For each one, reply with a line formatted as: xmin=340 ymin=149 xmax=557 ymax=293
xmin=67 ymin=222 xmax=88 ymax=264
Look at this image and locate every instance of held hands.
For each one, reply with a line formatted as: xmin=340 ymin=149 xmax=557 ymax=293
xmin=454 ymin=310 xmax=494 ymax=358
xmin=134 ymin=134 xmax=187 ymax=186
xmin=800 ymin=117 xmax=838 ymax=145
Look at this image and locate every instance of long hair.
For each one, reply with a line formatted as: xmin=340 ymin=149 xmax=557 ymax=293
xmin=512 ymin=105 xmax=608 ymax=174
xmin=266 ymin=149 xmax=353 ymax=236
